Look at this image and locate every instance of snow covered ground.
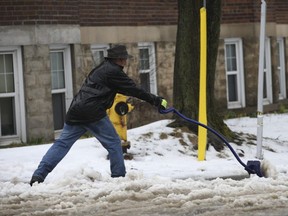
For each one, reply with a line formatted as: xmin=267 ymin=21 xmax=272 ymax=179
xmin=1 ymin=113 xmax=288 ymax=215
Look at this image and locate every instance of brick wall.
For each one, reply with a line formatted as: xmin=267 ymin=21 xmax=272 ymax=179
xmin=0 ymin=0 xmax=79 ymax=25
xmin=222 ymin=0 xmax=257 ymax=23
xmin=79 ymin=0 xmax=178 ymax=26
xmin=1 ymin=0 xmax=288 ymax=27
xmin=0 ymin=0 xmax=178 ymax=26
xmin=222 ymin=0 xmax=288 ymax=24
xmin=274 ymin=0 xmax=288 ymax=24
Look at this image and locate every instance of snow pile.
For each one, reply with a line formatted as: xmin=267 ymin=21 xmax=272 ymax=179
xmin=1 ymin=115 xmax=288 ymax=215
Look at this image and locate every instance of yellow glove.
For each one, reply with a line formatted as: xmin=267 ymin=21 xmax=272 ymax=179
xmin=160 ymin=99 xmax=168 ymax=109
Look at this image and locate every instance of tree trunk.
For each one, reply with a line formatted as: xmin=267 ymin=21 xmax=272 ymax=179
xmin=171 ymin=0 xmax=236 ymax=151
xmin=173 ymin=0 xmax=200 ymax=119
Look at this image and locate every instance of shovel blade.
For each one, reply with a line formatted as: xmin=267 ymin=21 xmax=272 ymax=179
xmin=246 ymin=160 xmax=263 ymax=177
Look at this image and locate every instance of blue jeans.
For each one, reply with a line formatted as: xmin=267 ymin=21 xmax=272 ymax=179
xmin=32 ymin=116 xmax=126 ymax=180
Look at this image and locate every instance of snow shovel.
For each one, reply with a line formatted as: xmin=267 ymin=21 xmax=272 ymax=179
xmin=159 ymin=107 xmax=263 ymax=177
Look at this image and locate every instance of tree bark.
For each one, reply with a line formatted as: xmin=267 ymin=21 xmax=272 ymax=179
xmin=173 ymin=0 xmax=200 ymax=119
xmin=171 ymin=0 xmax=236 ymax=151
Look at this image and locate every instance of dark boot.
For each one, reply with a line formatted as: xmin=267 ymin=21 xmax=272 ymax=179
xmin=30 ymin=175 xmax=44 ymax=186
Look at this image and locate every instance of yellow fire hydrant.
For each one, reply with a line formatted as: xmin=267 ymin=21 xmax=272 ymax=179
xmin=107 ymin=94 xmax=134 ymax=156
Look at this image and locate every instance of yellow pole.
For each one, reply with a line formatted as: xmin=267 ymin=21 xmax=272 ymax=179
xmin=198 ymin=7 xmax=207 ymax=161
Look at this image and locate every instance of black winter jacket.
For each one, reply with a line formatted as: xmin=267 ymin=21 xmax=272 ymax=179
xmin=65 ymin=60 xmax=161 ymax=125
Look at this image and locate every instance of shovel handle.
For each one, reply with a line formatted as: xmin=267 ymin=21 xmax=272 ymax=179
xmin=159 ymin=107 xmax=260 ymax=176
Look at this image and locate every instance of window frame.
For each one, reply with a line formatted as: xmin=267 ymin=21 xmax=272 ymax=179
xmin=224 ymin=38 xmax=246 ymax=109
xmin=0 ymin=46 xmax=26 ymax=145
xmin=49 ymin=45 xmax=73 ymax=132
xmin=91 ymin=44 xmax=109 ymax=67
xmin=138 ymin=42 xmax=157 ymax=95
xmin=263 ymin=38 xmax=273 ymax=104
xmin=277 ymin=37 xmax=286 ymax=100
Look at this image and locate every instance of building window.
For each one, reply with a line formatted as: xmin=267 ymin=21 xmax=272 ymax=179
xmin=0 ymin=47 xmax=26 ymax=145
xmin=263 ymin=38 xmax=273 ymax=104
xmin=277 ymin=38 xmax=286 ymax=100
xmin=138 ymin=42 xmax=157 ymax=95
xmin=50 ymin=45 xmax=73 ymax=131
xmin=224 ymin=38 xmax=245 ymax=109
xmin=91 ymin=45 xmax=109 ymax=67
